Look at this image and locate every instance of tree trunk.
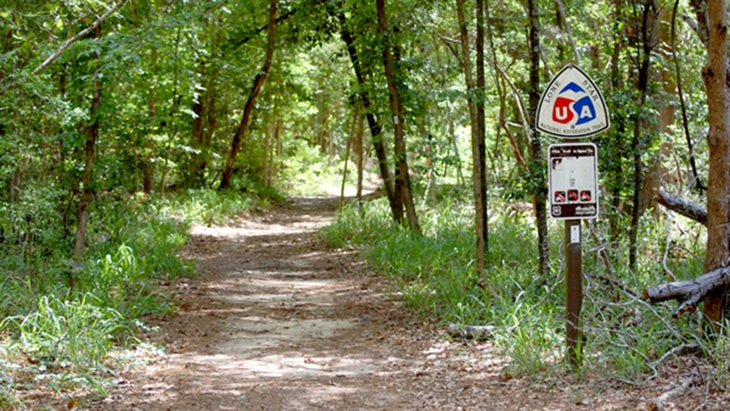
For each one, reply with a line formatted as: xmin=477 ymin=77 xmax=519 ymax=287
xmin=527 ymin=0 xmax=549 ymax=278
xmin=671 ymin=0 xmax=704 ymax=191
xmin=607 ymin=0 xmax=627 ymax=249
xmin=476 ymin=0 xmax=489 ymax=273
xmin=629 ymin=0 xmax=659 ymax=272
xmin=336 ymin=6 xmax=399 ymax=220
xmin=656 ymin=189 xmax=708 ymax=225
xmin=220 ymin=0 xmax=277 ymax=189
xmin=73 ymin=24 xmax=102 ymax=259
xmin=356 ymin=109 xmax=364 ymax=201
xmin=143 ymin=47 xmax=157 ymax=194
xmin=340 ymin=108 xmax=357 ymax=208
xmin=190 ymin=52 xmax=211 ymax=187
xmin=376 ymin=0 xmax=420 ymax=233
xmin=456 ymin=0 xmax=487 ymax=277
xmin=701 ymin=0 xmax=729 ymax=328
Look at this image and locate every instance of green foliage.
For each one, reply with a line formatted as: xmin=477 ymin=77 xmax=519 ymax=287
xmin=157 ymin=186 xmax=282 ymax=225
xmin=0 ymin=188 xmax=265 ymax=403
xmin=0 ymin=0 xmax=726 ymax=400
xmin=2 ymin=294 xmax=124 ymax=371
xmin=279 ymin=139 xmax=359 ymax=196
xmin=325 ymin=194 xmax=725 ymax=382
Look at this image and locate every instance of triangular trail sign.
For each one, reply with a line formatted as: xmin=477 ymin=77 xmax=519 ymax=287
xmin=536 ymin=64 xmax=610 ymax=138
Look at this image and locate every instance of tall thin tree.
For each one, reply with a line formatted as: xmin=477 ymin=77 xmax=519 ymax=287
xmin=74 ymin=24 xmax=103 ymax=258
xmin=336 ymin=5 xmax=400 ymax=221
xmin=527 ymin=0 xmax=549 ymax=277
xmin=456 ymin=0 xmax=488 ymax=277
xmin=220 ymin=0 xmax=278 ymax=189
xmin=376 ymin=0 xmax=420 ymax=233
xmin=701 ymin=0 xmax=729 ymax=328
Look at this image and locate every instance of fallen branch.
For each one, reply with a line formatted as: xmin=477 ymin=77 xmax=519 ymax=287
xmin=643 ymin=266 xmax=730 ymax=316
xmin=656 ymin=189 xmax=707 ymax=226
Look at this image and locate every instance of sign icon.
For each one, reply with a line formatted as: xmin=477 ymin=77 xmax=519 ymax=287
xmin=548 ymin=143 xmax=599 ymax=219
xmin=536 ymin=64 xmax=610 ymax=138
xmin=567 ymin=190 xmax=579 ymax=202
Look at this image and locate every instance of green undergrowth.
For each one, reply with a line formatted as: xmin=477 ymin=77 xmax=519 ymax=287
xmin=323 ymin=195 xmax=728 ymax=384
xmin=0 ymin=187 xmax=271 ymax=407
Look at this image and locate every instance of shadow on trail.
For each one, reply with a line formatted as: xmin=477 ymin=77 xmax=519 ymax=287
xmin=98 ymin=194 xmax=425 ymax=411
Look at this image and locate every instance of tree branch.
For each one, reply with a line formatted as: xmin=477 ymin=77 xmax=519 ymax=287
xmin=644 ymin=266 xmax=730 ymax=317
xmin=32 ymin=0 xmax=127 ymax=75
xmin=656 ymin=189 xmax=707 ymax=225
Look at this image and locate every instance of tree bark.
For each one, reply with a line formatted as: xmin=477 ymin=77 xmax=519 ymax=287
xmin=629 ymin=0 xmax=659 ymax=272
xmin=701 ymin=0 xmax=729 ymax=328
xmin=645 ymin=266 xmax=730 ymax=317
xmin=671 ymin=0 xmax=704 ymax=191
xmin=476 ymin=0 xmax=489 ymax=272
xmin=220 ymin=0 xmax=277 ymax=189
xmin=656 ymin=189 xmax=708 ymax=225
xmin=376 ymin=0 xmax=420 ymax=233
xmin=355 ymin=109 xmax=364 ymax=201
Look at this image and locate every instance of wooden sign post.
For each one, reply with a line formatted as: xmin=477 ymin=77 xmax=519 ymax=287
xmin=537 ymin=64 xmax=609 ymax=369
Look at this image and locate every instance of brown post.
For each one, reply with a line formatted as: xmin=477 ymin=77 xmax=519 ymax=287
xmin=565 ymin=219 xmax=582 ymax=369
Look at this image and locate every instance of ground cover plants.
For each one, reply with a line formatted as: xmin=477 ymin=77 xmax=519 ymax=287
xmin=0 ymin=188 xmax=269 ymax=408
xmin=322 ymin=191 xmax=729 ymax=386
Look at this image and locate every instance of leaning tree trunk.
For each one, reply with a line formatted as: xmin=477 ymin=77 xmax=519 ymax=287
xmin=376 ymin=0 xmax=420 ymax=233
xmin=701 ymin=0 xmax=729 ymax=328
xmin=74 ymin=24 xmax=102 ymax=259
xmin=336 ymin=6 xmax=399 ymax=221
xmin=220 ymin=0 xmax=277 ymax=190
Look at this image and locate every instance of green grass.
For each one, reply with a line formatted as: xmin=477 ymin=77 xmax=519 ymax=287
xmin=322 ymin=193 xmax=726 ymax=382
xmin=0 ymin=187 xmax=271 ymax=405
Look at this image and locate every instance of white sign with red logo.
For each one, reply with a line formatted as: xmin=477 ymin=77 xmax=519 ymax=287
xmin=536 ymin=64 xmax=610 ymax=138
xmin=548 ymin=143 xmax=598 ymax=219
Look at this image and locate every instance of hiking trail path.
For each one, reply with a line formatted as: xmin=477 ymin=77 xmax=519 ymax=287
xmin=92 ymin=196 xmax=705 ymax=410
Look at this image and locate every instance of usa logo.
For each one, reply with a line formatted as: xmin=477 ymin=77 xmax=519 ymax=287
xmin=536 ymin=64 xmax=609 ymax=138
xmin=552 ymin=83 xmax=596 ymax=126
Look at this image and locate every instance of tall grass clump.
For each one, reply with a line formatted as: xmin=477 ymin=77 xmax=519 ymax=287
xmin=324 ymin=194 xmax=725 ymax=383
xmin=2 ymin=294 xmax=124 ymax=371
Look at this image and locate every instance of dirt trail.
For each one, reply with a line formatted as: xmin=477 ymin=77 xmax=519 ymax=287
xmin=97 ymin=196 xmax=495 ymax=410
xmin=90 ymin=196 xmax=699 ymax=410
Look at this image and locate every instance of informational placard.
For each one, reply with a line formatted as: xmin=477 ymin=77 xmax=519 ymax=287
xmin=548 ymin=143 xmax=598 ymax=219
xmin=536 ymin=64 xmax=610 ymax=138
